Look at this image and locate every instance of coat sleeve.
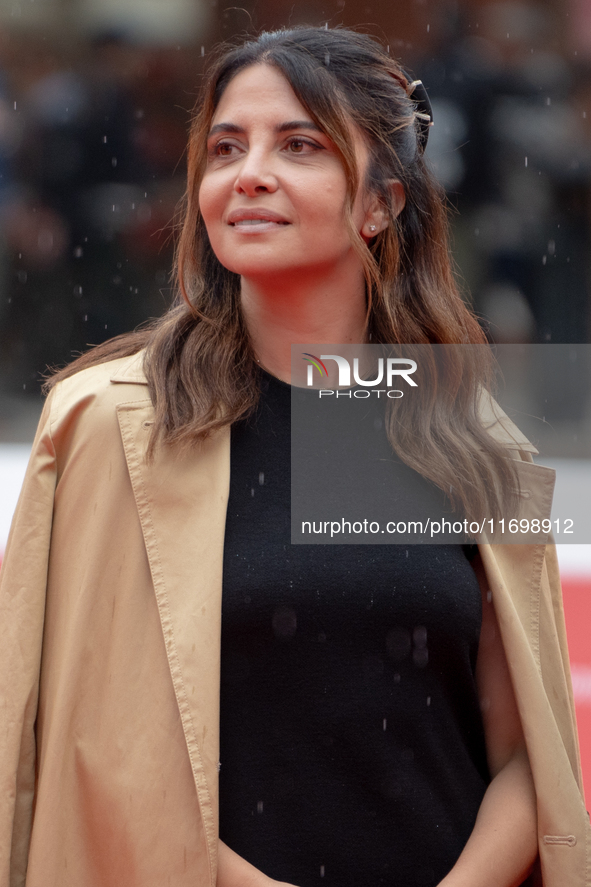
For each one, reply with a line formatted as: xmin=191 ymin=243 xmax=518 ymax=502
xmin=0 ymin=388 xmax=58 ymax=886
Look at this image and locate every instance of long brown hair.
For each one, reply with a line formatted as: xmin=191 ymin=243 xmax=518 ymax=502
xmin=46 ymin=26 xmax=516 ymax=521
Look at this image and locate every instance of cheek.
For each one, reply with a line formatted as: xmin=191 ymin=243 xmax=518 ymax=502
xmin=197 ymin=182 xmax=214 ymax=226
xmin=198 ymin=173 xmax=227 ymax=227
xmin=295 ymin=179 xmax=349 ymax=230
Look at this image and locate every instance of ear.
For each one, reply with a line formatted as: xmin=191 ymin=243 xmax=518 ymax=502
xmin=361 ymin=179 xmax=406 ymax=241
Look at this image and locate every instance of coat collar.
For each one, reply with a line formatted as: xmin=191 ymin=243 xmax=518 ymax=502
xmin=477 ymin=387 xmax=539 ymax=455
xmin=109 ymin=350 xmax=148 ymax=384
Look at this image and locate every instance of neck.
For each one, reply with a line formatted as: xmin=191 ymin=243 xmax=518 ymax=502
xmin=240 ymin=263 xmax=368 ymax=383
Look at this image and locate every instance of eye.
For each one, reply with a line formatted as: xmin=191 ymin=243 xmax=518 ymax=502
xmin=285 ymin=137 xmax=322 ymax=154
xmin=209 ymin=140 xmax=241 ymax=158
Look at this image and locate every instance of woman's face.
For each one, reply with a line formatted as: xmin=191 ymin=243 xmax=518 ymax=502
xmin=198 ymin=63 xmax=380 ymax=286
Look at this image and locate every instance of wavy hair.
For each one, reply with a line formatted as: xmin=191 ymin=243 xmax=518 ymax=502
xmin=46 ymin=26 xmax=516 ymax=522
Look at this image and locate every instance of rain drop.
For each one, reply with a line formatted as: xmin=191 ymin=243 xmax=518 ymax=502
xmin=201 ymin=46 xmax=205 ymax=57
xmin=320 ymin=865 xmax=325 ymax=877
xmin=413 ymin=625 xmax=427 ymax=648
xmin=259 ymin=472 xmax=265 ymax=485
xmin=257 ymin=801 xmax=264 ymax=814
xmin=524 ymin=156 xmax=528 ymax=167
xmin=542 ymin=255 xmax=547 ymax=265
xmin=413 ymin=648 xmax=429 ymax=668
xmin=74 ymin=246 xmax=83 ymax=258
xmin=383 ymin=718 xmax=387 ymax=730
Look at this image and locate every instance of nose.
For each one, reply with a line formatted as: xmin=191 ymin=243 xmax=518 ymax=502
xmin=233 ymin=148 xmax=278 ymax=196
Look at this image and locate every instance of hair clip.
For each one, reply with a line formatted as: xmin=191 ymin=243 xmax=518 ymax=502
xmin=391 ymin=71 xmax=434 ymax=152
xmin=403 ymin=74 xmax=433 ymax=152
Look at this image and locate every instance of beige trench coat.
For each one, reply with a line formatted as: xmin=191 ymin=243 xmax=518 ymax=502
xmin=0 ymin=352 xmax=589 ymax=887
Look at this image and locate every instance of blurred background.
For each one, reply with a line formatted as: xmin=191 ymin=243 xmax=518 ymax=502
xmin=0 ymin=0 xmax=590 ymax=422
xmin=0 ymin=0 xmax=591 ymax=795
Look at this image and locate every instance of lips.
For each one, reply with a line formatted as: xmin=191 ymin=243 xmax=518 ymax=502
xmin=227 ymin=208 xmax=290 ymax=225
xmin=232 ymin=219 xmax=284 ymax=226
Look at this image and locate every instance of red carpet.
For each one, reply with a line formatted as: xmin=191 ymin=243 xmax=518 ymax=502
xmin=562 ymin=577 xmax=591 ymax=804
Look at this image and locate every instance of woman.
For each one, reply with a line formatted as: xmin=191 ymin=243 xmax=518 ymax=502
xmin=0 ymin=26 xmax=588 ymax=887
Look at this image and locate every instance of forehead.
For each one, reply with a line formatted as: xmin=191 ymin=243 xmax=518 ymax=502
xmin=212 ymin=64 xmax=308 ymax=123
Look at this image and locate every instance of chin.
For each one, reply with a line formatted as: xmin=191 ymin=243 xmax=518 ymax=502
xmin=218 ymin=255 xmax=299 ymax=280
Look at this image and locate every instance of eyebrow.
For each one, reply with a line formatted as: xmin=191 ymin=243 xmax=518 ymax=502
xmin=207 ymin=120 xmax=323 ymax=138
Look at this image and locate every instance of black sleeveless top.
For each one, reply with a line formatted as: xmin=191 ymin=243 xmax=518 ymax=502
xmin=219 ymin=370 xmax=489 ymax=887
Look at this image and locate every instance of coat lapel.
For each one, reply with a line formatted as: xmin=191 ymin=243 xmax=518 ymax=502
xmin=114 ymin=391 xmax=230 ymax=875
xmin=481 ymin=457 xmax=556 ymax=626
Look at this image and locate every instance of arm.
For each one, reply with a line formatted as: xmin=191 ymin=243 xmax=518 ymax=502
xmin=217 ymin=840 xmax=299 ymax=887
xmin=437 ymin=551 xmax=538 ymax=887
